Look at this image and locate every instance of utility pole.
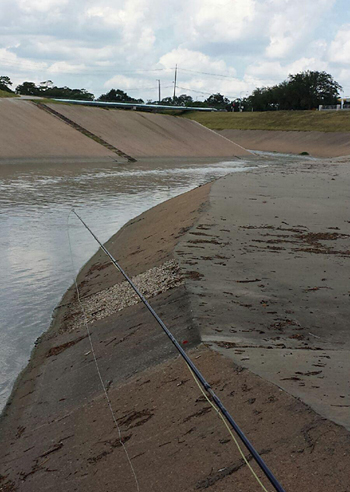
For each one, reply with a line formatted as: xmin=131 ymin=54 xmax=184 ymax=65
xmin=157 ymin=79 xmax=161 ymax=103
xmin=173 ymin=64 xmax=177 ymax=102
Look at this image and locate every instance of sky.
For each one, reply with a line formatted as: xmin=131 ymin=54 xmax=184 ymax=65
xmin=0 ymin=0 xmax=350 ymax=101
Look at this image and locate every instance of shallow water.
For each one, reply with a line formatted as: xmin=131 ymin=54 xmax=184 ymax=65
xmin=0 ymin=158 xmax=266 ymax=410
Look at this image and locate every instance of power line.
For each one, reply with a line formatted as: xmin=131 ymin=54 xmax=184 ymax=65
xmin=176 ymin=85 xmax=237 ymax=99
xmin=178 ymin=67 xmax=237 ymax=80
xmin=0 ymin=58 xmax=236 ymax=82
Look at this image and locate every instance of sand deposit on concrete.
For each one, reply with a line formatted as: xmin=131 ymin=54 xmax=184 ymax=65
xmin=219 ymin=128 xmax=350 ymax=157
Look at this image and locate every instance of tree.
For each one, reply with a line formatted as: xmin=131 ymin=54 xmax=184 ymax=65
xmin=204 ymin=93 xmax=230 ymax=110
xmin=0 ymin=76 xmax=13 ymax=93
xmin=248 ymin=71 xmax=342 ymax=111
xmin=15 ymin=81 xmax=94 ymax=100
xmin=45 ymin=86 xmax=94 ymax=100
xmin=175 ymin=94 xmax=194 ymax=106
xmin=287 ymin=71 xmax=342 ymax=110
xmin=158 ymin=94 xmax=194 ymax=106
xmin=15 ymin=81 xmax=41 ymax=96
xmin=98 ymin=89 xmax=143 ymax=103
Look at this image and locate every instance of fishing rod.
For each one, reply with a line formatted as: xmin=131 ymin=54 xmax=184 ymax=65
xmin=72 ymin=209 xmax=286 ymax=492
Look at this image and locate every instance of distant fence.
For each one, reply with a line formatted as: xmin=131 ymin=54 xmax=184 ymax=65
xmin=319 ymin=103 xmax=350 ymax=111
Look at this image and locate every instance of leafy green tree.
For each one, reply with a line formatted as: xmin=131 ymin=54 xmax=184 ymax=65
xmin=158 ymin=94 xmax=194 ymax=106
xmin=15 ymin=81 xmax=41 ymax=96
xmin=204 ymin=93 xmax=230 ymax=110
xmin=0 ymin=76 xmax=13 ymax=93
xmin=15 ymin=81 xmax=94 ymax=100
xmin=248 ymin=71 xmax=342 ymax=111
xmin=176 ymin=94 xmax=194 ymax=106
xmin=159 ymin=96 xmax=174 ymax=105
xmin=98 ymin=89 xmax=143 ymax=103
xmin=45 ymin=86 xmax=94 ymax=100
xmin=287 ymin=71 xmax=342 ymax=109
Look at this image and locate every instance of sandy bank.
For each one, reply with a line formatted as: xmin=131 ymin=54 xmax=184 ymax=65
xmin=219 ymin=129 xmax=350 ymax=157
xmin=1 ymin=160 xmax=350 ymax=491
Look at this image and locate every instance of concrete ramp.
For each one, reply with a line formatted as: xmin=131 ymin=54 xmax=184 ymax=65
xmin=0 ymin=99 xmax=116 ymax=160
xmin=48 ymin=104 xmax=250 ymax=158
xmin=219 ymin=129 xmax=350 ymax=158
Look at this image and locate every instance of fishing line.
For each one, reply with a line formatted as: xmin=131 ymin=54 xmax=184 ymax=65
xmin=187 ymin=364 xmax=269 ymax=492
xmin=67 ymin=211 xmax=140 ymax=492
xmin=70 ymin=209 xmax=286 ymax=492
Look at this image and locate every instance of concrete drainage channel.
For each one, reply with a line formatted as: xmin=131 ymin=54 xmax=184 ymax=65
xmin=35 ymin=102 xmax=137 ymax=163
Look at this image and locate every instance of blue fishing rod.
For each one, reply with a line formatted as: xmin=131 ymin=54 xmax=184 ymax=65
xmin=72 ymin=209 xmax=286 ymax=492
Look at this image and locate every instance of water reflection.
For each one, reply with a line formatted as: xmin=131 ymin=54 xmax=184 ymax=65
xmin=0 ymin=158 xmax=260 ymax=409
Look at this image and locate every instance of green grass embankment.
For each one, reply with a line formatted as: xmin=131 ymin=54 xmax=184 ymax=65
xmin=0 ymin=90 xmax=18 ymax=98
xmin=182 ymin=110 xmax=350 ymax=132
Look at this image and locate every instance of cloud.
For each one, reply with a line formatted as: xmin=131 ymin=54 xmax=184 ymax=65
xmin=0 ymin=0 xmax=348 ymax=99
xmin=265 ymin=0 xmax=336 ymax=58
xmin=178 ymin=0 xmax=257 ymax=44
xmin=85 ymin=0 xmax=156 ymax=53
xmin=18 ymin=0 xmax=68 ymax=13
xmin=47 ymin=61 xmax=87 ymax=74
xmin=104 ymin=74 xmax=149 ymax=90
xmin=328 ymin=24 xmax=350 ymax=64
xmin=158 ymin=48 xmax=236 ymax=76
xmin=245 ymin=57 xmax=329 ymax=88
xmin=0 ymin=48 xmax=47 ymax=73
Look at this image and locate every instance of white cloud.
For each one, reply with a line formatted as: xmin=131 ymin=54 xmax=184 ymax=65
xmin=103 ymin=74 xmax=158 ymax=92
xmin=0 ymin=0 xmax=347 ymax=99
xmin=246 ymin=61 xmax=286 ymax=81
xmin=288 ymin=57 xmax=328 ymax=74
xmin=184 ymin=0 xmax=257 ymax=43
xmin=265 ymin=0 xmax=336 ymax=58
xmin=328 ymin=24 xmax=350 ymax=64
xmin=0 ymin=48 xmax=47 ymax=72
xmin=32 ymin=39 xmax=117 ymax=61
xmin=85 ymin=0 xmax=156 ymax=53
xmin=246 ymin=57 xmax=329 ymax=88
xmin=47 ymin=61 xmax=87 ymax=74
xmin=159 ymin=48 xmax=236 ymax=76
xmin=18 ymin=0 xmax=68 ymax=13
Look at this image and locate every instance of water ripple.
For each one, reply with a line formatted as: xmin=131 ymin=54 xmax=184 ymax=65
xmin=0 ymin=158 xmax=264 ymax=410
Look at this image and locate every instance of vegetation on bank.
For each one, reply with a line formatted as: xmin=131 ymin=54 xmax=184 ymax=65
xmin=1 ymin=70 xmax=343 ymax=112
xmin=245 ymin=71 xmax=341 ymax=112
xmin=15 ymin=81 xmax=94 ymax=100
xmin=0 ymin=89 xmax=17 ymax=98
xmin=182 ymin=110 xmax=350 ymax=132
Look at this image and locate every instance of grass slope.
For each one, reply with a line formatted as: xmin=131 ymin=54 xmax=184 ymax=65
xmin=0 ymin=89 xmax=18 ymax=98
xmin=182 ymin=110 xmax=350 ymax=132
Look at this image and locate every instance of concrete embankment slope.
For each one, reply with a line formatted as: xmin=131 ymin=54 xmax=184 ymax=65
xmin=1 ymin=162 xmax=350 ymax=491
xmin=0 ymin=99 xmax=116 ymax=161
xmin=219 ymin=129 xmax=350 ymax=157
xmin=47 ymin=103 xmax=250 ymax=158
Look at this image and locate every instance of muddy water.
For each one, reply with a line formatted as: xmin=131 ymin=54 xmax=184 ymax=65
xmin=0 ymin=158 xmax=266 ymax=410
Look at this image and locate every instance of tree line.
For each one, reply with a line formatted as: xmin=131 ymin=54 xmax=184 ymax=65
xmin=0 ymin=71 xmax=342 ymax=111
xmin=0 ymin=78 xmax=94 ymax=100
